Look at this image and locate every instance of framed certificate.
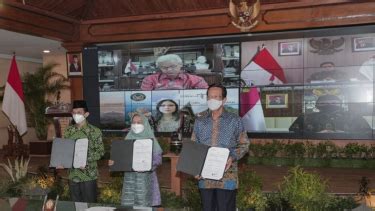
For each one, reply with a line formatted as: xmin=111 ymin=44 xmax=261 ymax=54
xmin=49 ymin=138 xmax=88 ymax=169
xmin=110 ymin=139 xmax=153 ymax=172
xmin=176 ymin=141 xmax=230 ymax=180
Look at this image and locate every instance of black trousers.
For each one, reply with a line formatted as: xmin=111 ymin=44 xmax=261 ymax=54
xmin=200 ymin=188 xmax=236 ymax=211
xmin=69 ymin=180 xmax=97 ymax=203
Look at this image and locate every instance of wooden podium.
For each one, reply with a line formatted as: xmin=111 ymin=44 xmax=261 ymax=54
xmin=163 ymin=152 xmax=181 ymax=196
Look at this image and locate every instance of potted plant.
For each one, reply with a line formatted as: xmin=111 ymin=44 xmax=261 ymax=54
xmin=23 ymin=63 xmax=69 ymax=155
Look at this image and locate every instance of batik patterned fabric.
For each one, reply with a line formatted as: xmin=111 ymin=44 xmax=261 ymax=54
xmin=121 ymin=113 xmax=162 ymax=206
xmin=140 ymin=72 xmax=208 ymax=90
xmin=64 ymin=123 xmax=104 ymax=182
xmin=192 ymin=110 xmax=250 ymax=190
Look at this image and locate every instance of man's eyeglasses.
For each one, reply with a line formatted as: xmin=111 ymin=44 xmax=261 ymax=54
xmin=159 ymin=65 xmax=179 ymax=70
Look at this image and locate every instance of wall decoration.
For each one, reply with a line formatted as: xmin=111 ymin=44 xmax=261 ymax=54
xmin=309 ymin=37 xmax=345 ymax=55
xmin=279 ymin=41 xmax=301 ymax=56
xmin=229 ymin=0 xmax=260 ymax=32
xmin=66 ymin=52 xmax=83 ymax=77
xmin=353 ymin=37 xmax=375 ymax=52
xmin=266 ymin=93 xmax=288 ymax=109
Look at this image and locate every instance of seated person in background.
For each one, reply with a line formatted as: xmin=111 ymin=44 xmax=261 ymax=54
xmin=155 ymin=99 xmax=181 ymax=132
xmin=307 ymin=62 xmax=350 ymax=82
xmin=289 ymin=94 xmax=371 ymax=133
xmin=141 ymin=54 xmax=209 ymax=90
xmin=195 ymin=55 xmax=210 ymax=70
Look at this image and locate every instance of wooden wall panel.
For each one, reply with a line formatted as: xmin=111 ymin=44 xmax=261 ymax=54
xmin=0 ymin=1 xmax=78 ymax=41
xmin=69 ymin=78 xmax=83 ymax=101
xmin=79 ymin=2 xmax=375 ymax=44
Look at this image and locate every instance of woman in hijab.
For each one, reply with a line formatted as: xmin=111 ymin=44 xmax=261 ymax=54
xmin=108 ymin=113 xmax=162 ymax=207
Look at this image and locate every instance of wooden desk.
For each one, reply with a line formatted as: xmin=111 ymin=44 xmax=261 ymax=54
xmin=163 ymin=152 xmax=181 ymax=196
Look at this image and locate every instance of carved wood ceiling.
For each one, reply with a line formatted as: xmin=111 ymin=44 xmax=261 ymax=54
xmin=13 ymin=0 xmax=299 ymax=21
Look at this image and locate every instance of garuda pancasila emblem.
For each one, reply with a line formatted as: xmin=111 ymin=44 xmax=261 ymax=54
xmin=229 ymin=0 xmax=260 ymax=32
xmin=309 ymin=37 xmax=345 ymax=55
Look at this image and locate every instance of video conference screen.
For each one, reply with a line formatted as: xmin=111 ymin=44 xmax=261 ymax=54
xmin=95 ymin=26 xmax=375 ymax=139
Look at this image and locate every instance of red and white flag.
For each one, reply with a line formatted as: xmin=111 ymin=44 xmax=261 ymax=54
xmin=2 ymin=56 xmax=27 ymax=135
xmin=124 ymin=59 xmax=137 ymax=74
xmin=240 ymin=87 xmax=266 ymax=132
xmin=241 ymin=48 xmax=286 ymax=86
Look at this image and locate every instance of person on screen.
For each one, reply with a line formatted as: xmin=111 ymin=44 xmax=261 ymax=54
xmin=289 ymin=94 xmax=371 ymax=133
xmin=108 ymin=113 xmax=162 ymax=207
xmin=191 ymin=84 xmax=250 ymax=211
xmin=69 ymin=55 xmax=81 ymax=73
xmin=140 ymin=54 xmax=209 ymax=90
xmin=57 ymin=100 xmax=104 ymax=203
xmin=155 ymin=99 xmax=181 ymax=132
xmin=307 ymin=62 xmax=350 ymax=82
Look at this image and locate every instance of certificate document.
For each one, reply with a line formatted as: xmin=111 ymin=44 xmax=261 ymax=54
xmin=201 ymin=147 xmax=230 ymax=180
xmin=50 ymin=138 xmax=75 ymax=168
xmin=73 ymin=138 xmax=89 ymax=168
xmin=132 ymin=139 xmax=153 ymax=172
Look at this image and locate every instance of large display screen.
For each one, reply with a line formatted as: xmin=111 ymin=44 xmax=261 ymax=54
xmin=93 ymin=25 xmax=375 ymax=139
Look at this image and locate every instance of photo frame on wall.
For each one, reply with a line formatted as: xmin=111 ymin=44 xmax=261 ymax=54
xmin=278 ymin=41 xmax=301 ymax=56
xmin=66 ymin=52 xmax=83 ymax=77
xmin=266 ymin=93 xmax=288 ymax=109
xmin=352 ymin=37 xmax=375 ymax=52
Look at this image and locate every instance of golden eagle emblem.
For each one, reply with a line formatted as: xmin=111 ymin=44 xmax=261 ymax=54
xmin=309 ymin=37 xmax=345 ymax=55
xmin=229 ymin=0 xmax=261 ymax=32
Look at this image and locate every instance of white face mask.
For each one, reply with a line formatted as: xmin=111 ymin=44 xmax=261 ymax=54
xmin=131 ymin=124 xmax=145 ymax=134
xmin=73 ymin=114 xmax=86 ymax=124
xmin=207 ymin=99 xmax=223 ymax=111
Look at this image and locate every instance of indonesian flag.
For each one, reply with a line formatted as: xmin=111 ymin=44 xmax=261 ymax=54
xmin=124 ymin=59 xmax=137 ymax=74
xmin=1 ymin=56 xmax=27 ymax=135
xmin=240 ymin=87 xmax=266 ymax=131
xmin=241 ymin=48 xmax=286 ymax=86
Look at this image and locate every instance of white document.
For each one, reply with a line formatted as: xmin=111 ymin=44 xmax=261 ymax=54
xmin=132 ymin=139 xmax=153 ymax=172
xmin=73 ymin=138 xmax=89 ymax=168
xmin=201 ymin=147 xmax=230 ymax=180
xmin=75 ymin=202 xmax=88 ymax=211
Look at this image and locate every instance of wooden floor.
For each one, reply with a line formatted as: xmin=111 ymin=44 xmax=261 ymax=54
xmin=1 ymin=152 xmax=375 ymax=194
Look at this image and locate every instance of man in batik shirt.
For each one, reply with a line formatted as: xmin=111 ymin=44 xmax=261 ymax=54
xmin=140 ymin=54 xmax=208 ymax=90
xmin=191 ymin=84 xmax=249 ymax=211
xmin=59 ymin=100 xmax=104 ymax=203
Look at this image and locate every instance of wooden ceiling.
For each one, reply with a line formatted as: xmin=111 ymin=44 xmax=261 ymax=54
xmin=14 ymin=0 xmax=298 ymax=21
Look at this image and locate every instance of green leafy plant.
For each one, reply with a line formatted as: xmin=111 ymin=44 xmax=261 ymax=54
xmin=283 ymin=141 xmax=305 ymax=158
xmin=183 ymin=178 xmax=201 ymax=210
xmin=98 ymin=173 xmax=123 ymax=204
xmin=23 ymin=63 xmax=69 ymax=140
xmin=279 ymin=166 xmax=328 ymax=211
xmin=343 ymin=143 xmax=367 ymax=159
xmin=161 ymin=190 xmax=186 ymax=208
xmin=237 ymin=168 xmax=267 ymax=210
xmin=0 ymin=156 xmax=30 ymax=182
xmin=261 ymin=140 xmax=282 ymax=157
xmin=249 ymin=142 xmax=263 ymax=157
xmin=325 ymin=195 xmax=358 ymax=210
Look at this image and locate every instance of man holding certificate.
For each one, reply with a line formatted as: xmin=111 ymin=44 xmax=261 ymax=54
xmin=191 ymin=84 xmax=250 ymax=211
xmin=58 ymin=100 xmax=104 ymax=203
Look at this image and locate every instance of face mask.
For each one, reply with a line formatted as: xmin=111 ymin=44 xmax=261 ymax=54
xmin=73 ymin=114 xmax=86 ymax=124
xmin=131 ymin=124 xmax=145 ymax=134
xmin=207 ymin=99 xmax=222 ymax=111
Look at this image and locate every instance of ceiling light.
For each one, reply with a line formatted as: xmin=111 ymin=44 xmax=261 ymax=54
xmin=43 ymin=50 xmax=50 ymax=53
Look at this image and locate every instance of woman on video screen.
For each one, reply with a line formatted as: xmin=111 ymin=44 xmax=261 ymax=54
xmin=155 ymin=99 xmax=181 ymax=132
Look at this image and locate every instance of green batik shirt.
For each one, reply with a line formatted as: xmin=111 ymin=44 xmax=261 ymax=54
xmin=63 ymin=123 xmax=104 ymax=182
